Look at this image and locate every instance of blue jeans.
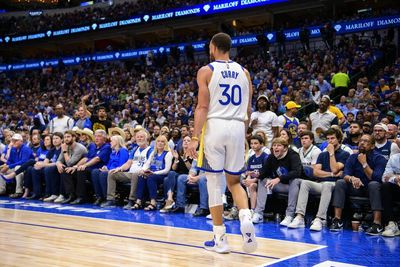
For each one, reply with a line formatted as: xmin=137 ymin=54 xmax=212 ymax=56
xmin=91 ymin=169 xmax=108 ymax=198
xmin=31 ymin=167 xmax=45 ymax=196
xmin=164 ymin=171 xmax=180 ymax=196
xmin=136 ymin=174 xmax=166 ymax=200
xmin=176 ymin=174 xmax=208 ymax=210
xmin=44 ymin=165 xmax=61 ymax=195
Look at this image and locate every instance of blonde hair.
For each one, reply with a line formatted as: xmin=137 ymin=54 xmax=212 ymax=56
xmin=271 ymin=137 xmax=289 ymax=147
xmin=155 ymin=135 xmax=170 ymax=152
xmin=135 ymin=129 xmax=150 ymax=143
xmin=110 ymin=135 xmax=126 ymax=151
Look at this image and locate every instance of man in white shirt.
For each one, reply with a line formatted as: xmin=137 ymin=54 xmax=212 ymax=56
xmin=250 ymin=95 xmax=278 ymax=148
xmin=298 ymin=131 xmax=321 ymax=169
xmin=47 ymin=104 xmax=74 ymax=134
xmin=103 ymin=130 xmax=153 ymax=208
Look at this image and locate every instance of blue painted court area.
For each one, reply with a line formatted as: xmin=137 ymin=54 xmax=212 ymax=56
xmin=0 ymin=197 xmax=398 ymax=267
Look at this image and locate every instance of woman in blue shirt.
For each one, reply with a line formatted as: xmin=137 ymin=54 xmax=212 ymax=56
xmin=132 ymin=135 xmax=173 ymax=211
xmin=91 ymin=135 xmax=129 ymax=205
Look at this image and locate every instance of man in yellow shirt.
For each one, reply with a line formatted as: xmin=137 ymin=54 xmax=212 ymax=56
xmin=331 ymin=69 xmax=350 ymax=102
xmin=329 ymin=100 xmax=345 ymax=125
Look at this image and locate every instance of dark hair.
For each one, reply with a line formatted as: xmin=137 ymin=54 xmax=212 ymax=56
xmin=250 ymin=135 xmax=264 ymax=145
xmin=325 ymin=127 xmax=343 ymax=143
xmin=97 ymin=106 xmax=106 ymax=112
xmin=362 ymin=134 xmax=375 ymax=145
xmin=350 ymin=122 xmax=362 ymax=128
xmin=280 ymin=128 xmax=293 ymax=144
xmin=211 ymin=33 xmax=232 ymax=53
xmin=255 ymin=97 xmax=271 ymax=111
xmin=52 ymin=132 xmax=64 ymax=140
xmin=300 ymin=130 xmax=314 ymax=141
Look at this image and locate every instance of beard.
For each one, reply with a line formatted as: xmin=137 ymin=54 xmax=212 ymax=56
xmin=349 ymin=132 xmax=361 ymax=138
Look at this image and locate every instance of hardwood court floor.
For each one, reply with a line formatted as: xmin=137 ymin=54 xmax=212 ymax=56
xmin=0 ymin=208 xmax=324 ymax=267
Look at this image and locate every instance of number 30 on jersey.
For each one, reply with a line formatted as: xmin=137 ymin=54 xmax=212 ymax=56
xmin=218 ymin=83 xmax=242 ymax=106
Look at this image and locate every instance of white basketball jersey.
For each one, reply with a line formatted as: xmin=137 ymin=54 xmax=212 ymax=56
xmin=207 ymin=60 xmax=249 ymax=121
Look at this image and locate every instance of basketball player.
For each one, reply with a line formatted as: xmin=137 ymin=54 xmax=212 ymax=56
xmin=187 ymin=33 xmax=257 ymax=254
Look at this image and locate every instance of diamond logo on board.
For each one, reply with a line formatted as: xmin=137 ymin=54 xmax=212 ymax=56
xmin=46 ymin=30 xmax=52 ymax=37
xmin=115 ymin=52 xmax=120 ymax=58
xmin=5 ymin=36 xmax=10 ymax=43
xmin=334 ymin=24 xmax=342 ymax=32
xmin=92 ymin=23 xmax=97 ymax=30
xmin=267 ymin=33 xmax=274 ymax=40
xmin=203 ymin=4 xmax=210 ymax=12
xmin=143 ymin=15 xmax=150 ymax=22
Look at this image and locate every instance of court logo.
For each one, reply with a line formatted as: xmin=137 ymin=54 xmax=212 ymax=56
xmin=0 ymin=200 xmax=111 ymax=214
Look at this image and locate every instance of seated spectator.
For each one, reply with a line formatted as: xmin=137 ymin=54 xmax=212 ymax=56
xmin=341 ymin=112 xmax=355 ymax=135
xmin=254 ymin=137 xmax=303 ymax=226
xmin=279 ymin=128 xmax=299 ymax=153
xmin=373 ymin=123 xmax=400 ymax=160
xmin=55 ymin=130 xmax=88 ymax=203
xmin=30 ymin=133 xmax=42 ymax=156
xmin=170 ymin=160 xmax=209 ymax=217
xmin=103 ymin=129 xmax=152 ymax=208
xmin=308 ymin=95 xmax=338 ymax=145
xmin=91 ymin=135 xmax=129 ymax=206
xmin=61 ymin=129 xmax=111 ymax=204
xmin=381 ymin=153 xmax=400 ymax=237
xmin=247 ymin=130 xmax=271 ymax=157
xmin=343 ymin=122 xmax=363 ymax=153
xmin=160 ymin=135 xmax=193 ymax=213
xmin=242 ymin=135 xmax=269 ymax=223
xmin=387 ymin=124 xmax=399 ymax=141
xmin=288 ymin=128 xmax=349 ymax=230
xmin=133 ymin=135 xmax=173 ymax=211
xmin=298 ymin=131 xmax=321 ymax=178
xmin=32 ymin=132 xmax=63 ymax=201
xmin=0 ymin=133 xmax=34 ymax=198
xmin=330 ymin=134 xmax=387 ymax=235
xmin=76 ymin=128 xmax=94 ymax=148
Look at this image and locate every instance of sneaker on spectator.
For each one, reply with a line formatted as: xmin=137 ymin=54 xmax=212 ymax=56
xmin=123 ymin=200 xmax=134 ymax=210
xmin=280 ymin=216 xmax=293 ymax=227
xmin=101 ymin=200 xmax=116 ymax=208
xmin=366 ymin=223 xmax=384 ymax=236
xmin=382 ymin=221 xmax=400 ymax=237
xmin=43 ymin=195 xmax=58 ymax=202
xmin=223 ymin=207 xmax=238 ymax=221
xmin=330 ymin=218 xmax=344 ymax=232
xmin=252 ymin=212 xmax=264 ymax=224
xmin=204 ymin=235 xmax=230 ymax=254
xmin=53 ymin=195 xmax=65 ymax=203
xmin=160 ymin=199 xmax=175 ymax=213
xmin=310 ymin=217 xmax=325 ymax=231
xmin=288 ymin=216 xmax=305 ymax=229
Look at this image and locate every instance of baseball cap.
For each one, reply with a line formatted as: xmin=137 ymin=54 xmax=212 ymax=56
xmin=374 ymin=123 xmax=388 ymax=132
xmin=321 ymin=95 xmax=331 ymax=101
xmin=387 ymin=111 xmax=396 ymax=117
xmin=363 ymin=122 xmax=372 ymax=127
xmin=285 ymin=101 xmax=301 ymax=110
xmin=257 ymin=95 xmax=269 ymax=102
xmin=11 ymin=133 xmax=23 ymax=141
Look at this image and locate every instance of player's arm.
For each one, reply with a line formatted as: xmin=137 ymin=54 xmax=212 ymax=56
xmin=244 ymin=68 xmax=253 ymax=134
xmin=193 ymin=66 xmax=212 ymax=139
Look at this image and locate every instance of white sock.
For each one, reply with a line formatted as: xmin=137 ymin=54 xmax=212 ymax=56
xmin=213 ymin=224 xmax=226 ymax=242
xmin=239 ymin=208 xmax=252 ymax=222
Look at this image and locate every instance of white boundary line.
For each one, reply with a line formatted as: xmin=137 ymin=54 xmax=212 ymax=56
xmin=256 ymin=245 xmax=327 ymax=267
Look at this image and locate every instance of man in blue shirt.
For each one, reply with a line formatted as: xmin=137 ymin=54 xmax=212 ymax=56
xmin=62 ymin=129 xmax=111 ymax=204
xmin=330 ymin=134 xmax=387 ymax=235
xmin=0 ymin=133 xmax=33 ymax=198
xmin=381 ymin=153 xmax=400 ymax=237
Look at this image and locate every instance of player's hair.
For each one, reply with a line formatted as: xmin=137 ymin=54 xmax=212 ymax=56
xmin=211 ymin=33 xmax=232 ymax=53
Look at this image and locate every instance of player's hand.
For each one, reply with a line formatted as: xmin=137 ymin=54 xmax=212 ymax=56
xmin=187 ymin=139 xmax=199 ymax=159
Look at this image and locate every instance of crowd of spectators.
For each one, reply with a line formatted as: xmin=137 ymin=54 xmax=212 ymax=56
xmin=0 ymin=31 xmax=399 ymax=236
xmin=0 ymin=0 xmax=209 ymax=36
